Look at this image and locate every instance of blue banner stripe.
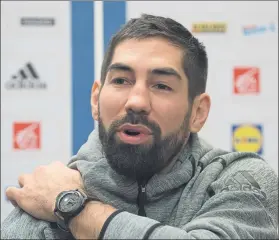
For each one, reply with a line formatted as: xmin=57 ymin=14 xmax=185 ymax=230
xmin=71 ymin=1 xmax=94 ymax=155
xmin=103 ymin=1 xmax=126 ymax=52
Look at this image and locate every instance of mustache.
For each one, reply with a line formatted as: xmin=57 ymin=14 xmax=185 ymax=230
xmin=108 ymin=111 xmax=161 ymax=135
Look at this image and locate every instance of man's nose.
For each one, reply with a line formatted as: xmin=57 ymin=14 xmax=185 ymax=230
xmin=124 ymin=84 xmax=151 ymax=115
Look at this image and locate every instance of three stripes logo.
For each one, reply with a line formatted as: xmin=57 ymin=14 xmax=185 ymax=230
xmin=220 ymin=170 xmax=266 ymax=199
xmin=5 ymin=62 xmax=47 ymax=89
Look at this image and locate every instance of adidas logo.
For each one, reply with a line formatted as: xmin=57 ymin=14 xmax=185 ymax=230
xmin=220 ymin=170 xmax=266 ymax=199
xmin=5 ymin=62 xmax=47 ymax=89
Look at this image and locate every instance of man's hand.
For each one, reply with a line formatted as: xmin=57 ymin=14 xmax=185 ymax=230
xmin=6 ymin=161 xmax=84 ymax=222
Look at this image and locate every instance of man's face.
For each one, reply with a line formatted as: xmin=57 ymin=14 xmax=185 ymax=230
xmin=95 ymin=38 xmax=193 ymax=181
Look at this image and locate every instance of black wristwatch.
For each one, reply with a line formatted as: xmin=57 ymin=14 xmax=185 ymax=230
xmin=54 ymin=189 xmax=89 ymax=232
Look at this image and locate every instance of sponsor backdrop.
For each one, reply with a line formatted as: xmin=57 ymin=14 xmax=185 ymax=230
xmin=1 ymin=1 xmax=278 ymax=221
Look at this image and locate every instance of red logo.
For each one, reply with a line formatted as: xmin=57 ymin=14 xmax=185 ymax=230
xmin=233 ymin=67 xmax=260 ymax=94
xmin=13 ymin=122 xmax=41 ymax=150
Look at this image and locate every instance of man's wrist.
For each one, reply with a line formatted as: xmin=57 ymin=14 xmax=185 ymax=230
xmin=69 ymin=200 xmax=117 ymax=239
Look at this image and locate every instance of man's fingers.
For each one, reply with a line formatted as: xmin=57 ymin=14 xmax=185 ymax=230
xmin=6 ymin=186 xmax=23 ymax=203
xmin=18 ymin=174 xmax=30 ymax=187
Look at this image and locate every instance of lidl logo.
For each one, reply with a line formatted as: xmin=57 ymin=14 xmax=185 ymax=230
xmin=192 ymin=22 xmax=227 ymax=33
xmin=232 ymin=124 xmax=263 ymax=155
xmin=243 ymin=23 xmax=276 ymax=36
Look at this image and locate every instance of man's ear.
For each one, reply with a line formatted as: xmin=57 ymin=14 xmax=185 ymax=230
xmin=91 ymin=80 xmax=101 ymax=121
xmin=189 ymin=93 xmax=211 ymax=133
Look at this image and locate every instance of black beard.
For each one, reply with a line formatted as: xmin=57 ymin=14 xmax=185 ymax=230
xmin=98 ymin=109 xmax=190 ymax=182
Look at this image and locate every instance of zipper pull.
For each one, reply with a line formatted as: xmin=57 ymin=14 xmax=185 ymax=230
xmin=137 ymin=183 xmax=147 ymax=217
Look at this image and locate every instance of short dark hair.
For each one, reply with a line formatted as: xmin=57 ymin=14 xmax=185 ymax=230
xmin=100 ymin=14 xmax=208 ymax=102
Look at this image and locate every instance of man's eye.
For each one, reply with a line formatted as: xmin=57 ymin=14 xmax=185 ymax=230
xmin=154 ymin=84 xmax=172 ymax=91
xmin=111 ymin=78 xmax=127 ymax=85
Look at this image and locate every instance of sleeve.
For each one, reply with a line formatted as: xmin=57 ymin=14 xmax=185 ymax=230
xmin=1 ymin=207 xmax=74 ymax=239
xmin=99 ymin=158 xmax=278 ymax=239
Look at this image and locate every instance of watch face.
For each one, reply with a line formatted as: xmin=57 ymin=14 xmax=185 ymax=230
xmin=58 ymin=192 xmax=83 ymax=213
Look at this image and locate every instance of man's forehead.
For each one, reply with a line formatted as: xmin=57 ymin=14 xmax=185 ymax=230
xmin=114 ymin=38 xmax=182 ymax=55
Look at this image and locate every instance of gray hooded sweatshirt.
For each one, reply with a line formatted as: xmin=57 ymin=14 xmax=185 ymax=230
xmin=1 ymin=129 xmax=278 ymax=239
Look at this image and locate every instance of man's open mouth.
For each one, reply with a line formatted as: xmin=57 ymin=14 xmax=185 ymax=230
xmin=117 ymin=124 xmax=152 ymax=144
xmin=124 ymin=129 xmax=141 ymax=136
xmin=118 ymin=124 xmax=152 ymax=136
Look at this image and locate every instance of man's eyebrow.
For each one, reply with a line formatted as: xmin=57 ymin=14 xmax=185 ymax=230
xmin=107 ymin=63 xmax=134 ymax=73
xmin=151 ymin=68 xmax=182 ymax=80
xmin=107 ymin=63 xmax=182 ymax=80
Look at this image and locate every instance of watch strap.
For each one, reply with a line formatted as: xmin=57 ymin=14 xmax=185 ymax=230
xmin=57 ymin=218 xmax=69 ymax=232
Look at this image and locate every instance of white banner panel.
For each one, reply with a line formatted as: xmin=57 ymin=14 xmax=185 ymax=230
xmin=1 ymin=1 xmax=72 ymax=220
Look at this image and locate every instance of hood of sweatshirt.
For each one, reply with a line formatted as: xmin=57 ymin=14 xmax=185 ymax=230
xmin=68 ymin=127 xmax=258 ymax=213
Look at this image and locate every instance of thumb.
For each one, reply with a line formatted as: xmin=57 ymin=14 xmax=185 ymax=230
xmin=6 ymin=186 xmax=23 ymax=206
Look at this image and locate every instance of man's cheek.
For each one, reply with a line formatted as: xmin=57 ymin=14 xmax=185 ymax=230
xmin=100 ymin=98 xmax=121 ymax=118
xmin=162 ymin=116 xmax=183 ymax=136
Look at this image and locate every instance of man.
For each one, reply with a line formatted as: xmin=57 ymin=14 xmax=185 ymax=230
xmin=2 ymin=14 xmax=278 ymax=239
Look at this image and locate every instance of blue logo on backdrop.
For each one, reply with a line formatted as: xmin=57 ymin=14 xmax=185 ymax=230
xmin=243 ymin=23 xmax=276 ymax=36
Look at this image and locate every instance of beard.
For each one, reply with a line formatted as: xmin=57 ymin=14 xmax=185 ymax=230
xmin=98 ymin=109 xmax=191 ymax=182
